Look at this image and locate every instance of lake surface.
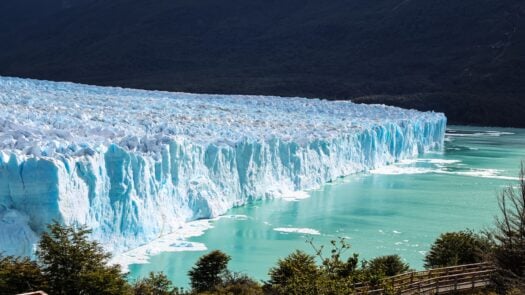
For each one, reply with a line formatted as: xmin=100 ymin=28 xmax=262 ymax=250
xmin=128 ymin=126 xmax=525 ymax=287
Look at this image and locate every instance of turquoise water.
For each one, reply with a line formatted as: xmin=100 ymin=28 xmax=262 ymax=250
xmin=128 ymin=126 xmax=525 ymax=287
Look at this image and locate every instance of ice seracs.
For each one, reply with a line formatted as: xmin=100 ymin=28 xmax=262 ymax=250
xmin=0 ymin=77 xmax=447 ymax=257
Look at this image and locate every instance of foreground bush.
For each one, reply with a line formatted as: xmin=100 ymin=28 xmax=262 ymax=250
xmin=133 ymin=272 xmax=184 ymax=295
xmin=424 ymin=230 xmax=493 ymax=269
xmin=367 ymin=255 xmax=410 ymax=277
xmin=0 ymin=255 xmax=47 ymax=293
xmin=263 ymin=239 xmax=401 ymax=295
xmin=211 ymin=273 xmax=263 ymax=295
xmin=266 ymin=250 xmax=319 ymax=294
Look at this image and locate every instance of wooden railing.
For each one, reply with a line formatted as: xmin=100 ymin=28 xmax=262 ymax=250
xmin=355 ymin=262 xmax=496 ymax=294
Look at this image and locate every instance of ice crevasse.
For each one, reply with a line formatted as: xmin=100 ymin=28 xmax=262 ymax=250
xmin=0 ymin=77 xmax=447 ymax=257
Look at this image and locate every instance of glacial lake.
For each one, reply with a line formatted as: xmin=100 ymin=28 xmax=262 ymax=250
xmin=127 ymin=126 xmax=525 ymax=287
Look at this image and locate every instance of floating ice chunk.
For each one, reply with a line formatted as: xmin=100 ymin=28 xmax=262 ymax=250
xmin=371 ymin=158 xmax=517 ymax=180
xmin=273 ymin=227 xmax=321 ymax=235
xmin=110 ymin=219 xmax=212 ymax=272
xmin=446 ymin=130 xmax=514 ymax=137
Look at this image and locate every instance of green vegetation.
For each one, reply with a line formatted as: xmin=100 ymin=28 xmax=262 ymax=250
xmin=37 ymin=222 xmax=130 ymax=295
xmin=424 ymin=230 xmax=494 ymax=269
xmin=1 ymin=163 xmax=524 ymax=294
xmin=0 ymin=222 xmax=131 ymax=295
xmin=0 ymin=222 xmax=175 ymax=295
xmin=266 ymin=250 xmax=319 ymax=294
xmin=367 ymin=255 xmax=411 ymax=277
xmin=263 ymin=238 xmax=407 ymax=294
xmin=133 ymin=272 xmax=181 ymax=295
xmin=0 ymin=256 xmax=47 ymax=294
xmin=210 ymin=273 xmax=263 ymax=295
xmin=188 ymin=250 xmax=231 ymax=293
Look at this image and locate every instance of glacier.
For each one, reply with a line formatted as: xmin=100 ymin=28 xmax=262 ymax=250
xmin=0 ymin=76 xmax=446 ymax=258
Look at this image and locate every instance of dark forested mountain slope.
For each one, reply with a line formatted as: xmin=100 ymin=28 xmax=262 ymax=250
xmin=0 ymin=0 xmax=524 ymax=126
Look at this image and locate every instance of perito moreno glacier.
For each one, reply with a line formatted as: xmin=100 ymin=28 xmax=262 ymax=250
xmin=0 ymin=77 xmax=446 ymax=258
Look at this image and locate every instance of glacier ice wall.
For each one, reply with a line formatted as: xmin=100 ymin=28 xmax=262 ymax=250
xmin=0 ymin=77 xmax=446 ymax=257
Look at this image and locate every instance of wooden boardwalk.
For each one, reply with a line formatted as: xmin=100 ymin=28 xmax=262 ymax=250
xmin=357 ymin=262 xmax=496 ymax=294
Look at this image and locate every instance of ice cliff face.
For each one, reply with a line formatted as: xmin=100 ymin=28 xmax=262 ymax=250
xmin=0 ymin=77 xmax=446 ymax=257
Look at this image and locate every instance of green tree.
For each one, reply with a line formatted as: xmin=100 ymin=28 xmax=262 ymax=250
xmin=367 ymin=255 xmax=410 ymax=277
xmin=188 ymin=250 xmax=230 ymax=293
xmin=266 ymin=250 xmax=319 ymax=295
xmin=133 ymin=272 xmax=181 ymax=295
xmin=492 ymin=162 xmax=525 ymax=291
xmin=37 ymin=221 xmax=130 ymax=295
xmin=212 ymin=272 xmax=263 ymax=295
xmin=424 ymin=230 xmax=493 ymax=269
xmin=0 ymin=255 xmax=47 ymax=293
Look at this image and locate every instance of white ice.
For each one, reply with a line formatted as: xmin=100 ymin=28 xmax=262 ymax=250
xmin=273 ymin=227 xmax=321 ymax=235
xmin=0 ymin=76 xmax=446 ymax=259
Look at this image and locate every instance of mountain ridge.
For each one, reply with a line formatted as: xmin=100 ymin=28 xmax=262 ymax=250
xmin=0 ymin=0 xmax=523 ymax=126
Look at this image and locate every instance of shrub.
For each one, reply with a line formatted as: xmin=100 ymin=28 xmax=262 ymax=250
xmin=265 ymin=239 xmax=377 ymax=295
xmin=188 ymin=250 xmax=230 ymax=293
xmin=133 ymin=272 xmax=181 ymax=295
xmin=311 ymin=238 xmax=359 ymax=279
xmin=213 ymin=272 xmax=263 ymax=295
xmin=0 ymin=255 xmax=47 ymax=293
xmin=266 ymin=250 xmax=319 ymax=295
xmin=367 ymin=255 xmax=410 ymax=277
xmin=424 ymin=230 xmax=493 ymax=269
